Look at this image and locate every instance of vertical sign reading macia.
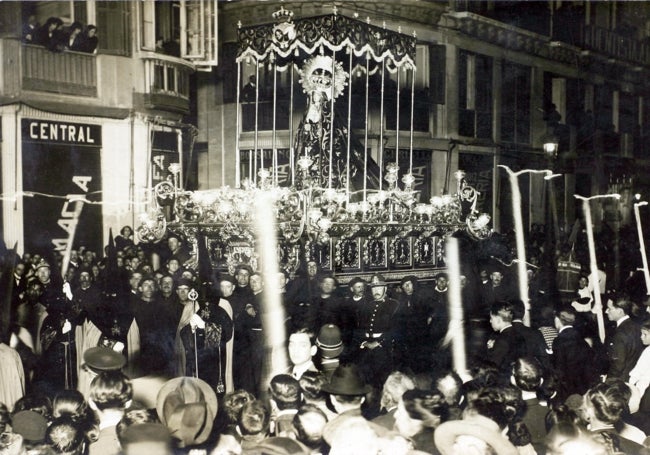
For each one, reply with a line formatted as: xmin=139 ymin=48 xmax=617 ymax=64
xmin=22 ymin=119 xmax=103 ymax=255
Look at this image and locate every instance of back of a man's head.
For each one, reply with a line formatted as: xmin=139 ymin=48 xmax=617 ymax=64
xmin=298 ymin=371 xmax=327 ymax=402
xmin=89 ymin=371 xmax=133 ymax=412
xmin=490 ymin=301 xmax=514 ymax=323
xmin=269 ymin=374 xmax=302 ymax=410
xmin=555 ymin=308 xmax=576 ymax=327
xmin=512 ymin=357 xmax=543 ymax=392
xmin=223 ymin=389 xmax=255 ymax=425
xmin=46 ymin=417 xmax=85 ymax=455
xmin=292 ymin=404 xmax=328 ymax=450
xmin=510 ymin=299 xmax=525 ymax=320
xmin=238 ymin=400 xmax=270 ymax=437
xmin=380 ymin=371 xmax=415 ymax=411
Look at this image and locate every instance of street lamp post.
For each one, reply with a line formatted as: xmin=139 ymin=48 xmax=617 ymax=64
xmin=633 ymin=200 xmax=650 ymax=295
xmin=499 ymin=165 xmax=556 ymax=326
xmin=575 ymin=193 xmax=621 ymax=343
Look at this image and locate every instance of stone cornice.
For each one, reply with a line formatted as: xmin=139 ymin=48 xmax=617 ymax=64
xmin=443 ymin=11 xmax=648 ymax=88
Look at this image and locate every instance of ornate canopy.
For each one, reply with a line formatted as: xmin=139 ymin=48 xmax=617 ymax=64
xmin=236 ymin=10 xmax=417 ymax=72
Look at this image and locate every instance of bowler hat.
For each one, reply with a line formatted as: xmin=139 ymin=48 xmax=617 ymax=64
xmin=316 ymin=324 xmax=343 ymax=359
xmin=348 ymin=277 xmax=366 ymax=288
xmin=156 ymin=377 xmax=218 ymax=447
xmin=321 ymin=364 xmax=371 ymax=396
xmin=84 ymin=347 xmax=126 ymax=372
xmin=368 ymin=274 xmax=387 ymax=287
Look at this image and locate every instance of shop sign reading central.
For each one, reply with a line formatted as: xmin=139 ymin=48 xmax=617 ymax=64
xmin=25 ymin=119 xmax=102 ymax=146
xmin=22 ymin=119 xmax=103 ymax=254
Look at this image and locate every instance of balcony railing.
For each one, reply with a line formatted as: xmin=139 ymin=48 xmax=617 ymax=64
xmin=581 ymin=25 xmax=650 ymax=65
xmin=22 ymin=44 xmax=97 ymax=97
xmin=141 ymin=52 xmax=194 ymax=114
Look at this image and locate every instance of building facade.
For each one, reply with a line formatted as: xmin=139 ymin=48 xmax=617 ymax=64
xmin=0 ymin=0 xmax=217 ymax=254
xmin=195 ymin=0 xmax=650 ymax=286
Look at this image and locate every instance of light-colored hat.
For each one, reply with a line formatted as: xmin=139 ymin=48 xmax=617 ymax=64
xmin=156 ymin=377 xmax=218 ymax=447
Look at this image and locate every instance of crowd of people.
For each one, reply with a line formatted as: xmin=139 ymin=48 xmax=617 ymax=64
xmin=22 ymin=14 xmax=98 ymax=54
xmin=0 ymin=225 xmax=649 ymax=454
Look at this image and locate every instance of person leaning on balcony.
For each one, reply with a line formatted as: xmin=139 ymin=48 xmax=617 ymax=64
xmin=33 ymin=17 xmax=64 ymax=52
xmin=66 ymin=22 xmax=84 ymax=52
xmin=77 ymin=25 xmax=98 ymax=54
xmin=22 ymin=14 xmax=38 ymax=44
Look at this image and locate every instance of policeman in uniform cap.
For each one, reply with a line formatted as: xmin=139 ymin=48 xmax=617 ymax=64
xmin=352 ymin=274 xmax=399 ymax=388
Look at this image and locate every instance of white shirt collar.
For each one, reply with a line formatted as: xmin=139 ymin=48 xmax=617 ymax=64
xmin=617 ymin=315 xmax=630 ymax=327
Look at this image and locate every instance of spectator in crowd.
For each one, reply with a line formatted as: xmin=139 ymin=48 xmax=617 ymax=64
xmin=298 ymin=371 xmax=336 ymax=421
xmin=605 ymin=295 xmax=644 ymax=381
xmin=372 ymin=370 xmax=415 ymax=430
xmin=394 ymin=388 xmax=450 ymax=453
xmin=287 ymin=328 xmax=318 ymax=379
xmin=485 ymin=301 xmax=526 ymax=371
xmin=552 ymin=307 xmax=599 ymax=402
xmin=237 ymin=400 xmax=270 ymax=450
xmin=292 ymin=404 xmax=328 ymax=454
xmin=511 ymin=357 xmax=549 ymax=453
xmin=268 ymin=374 xmax=302 ymax=437
xmin=583 ymin=381 xmax=648 ymax=454
xmin=87 ymin=371 xmax=133 ymax=455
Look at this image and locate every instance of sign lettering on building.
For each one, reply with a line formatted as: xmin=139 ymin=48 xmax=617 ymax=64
xmin=23 ymin=119 xmax=102 ymax=146
xmin=21 ymin=119 xmax=103 ymax=254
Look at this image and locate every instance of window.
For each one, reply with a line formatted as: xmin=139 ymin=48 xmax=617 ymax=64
xmin=140 ymin=0 xmax=218 ymax=66
xmin=501 ymin=62 xmax=531 ymax=144
xmin=459 ymin=50 xmax=493 ymax=139
xmin=385 ymin=45 xmax=431 ymax=132
xmin=96 ymin=1 xmax=131 ymax=56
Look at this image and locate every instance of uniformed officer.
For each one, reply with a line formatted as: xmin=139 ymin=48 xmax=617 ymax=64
xmin=352 ymin=274 xmax=399 ymax=388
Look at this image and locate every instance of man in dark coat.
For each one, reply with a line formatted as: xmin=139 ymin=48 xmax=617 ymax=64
xmin=485 ymin=301 xmax=526 ymax=371
xmin=605 ymin=296 xmax=644 ymax=381
xmin=179 ymin=290 xmax=233 ymax=393
xmin=352 ymin=274 xmax=399 ymax=388
xmin=552 ymin=307 xmax=599 ymax=402
xmin=131 ymin=275 xmax=174 ymax=376
xmin=510 ymin=299 xmax=550 ymax=373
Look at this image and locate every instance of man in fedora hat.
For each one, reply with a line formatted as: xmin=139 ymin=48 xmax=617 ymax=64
xmin=321 ymin=363 xmax=371 ymax=420
xmin=352 ymin=274 xmax=399 ymax=388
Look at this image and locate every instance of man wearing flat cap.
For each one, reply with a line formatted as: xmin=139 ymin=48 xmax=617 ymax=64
xmin=352 ymin=274 xmax=399 ymax=388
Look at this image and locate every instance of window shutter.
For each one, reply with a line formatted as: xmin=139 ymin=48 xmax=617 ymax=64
xmin=429 ymin=44 xmax=446 ymax=105
xmin=181 ymin=0 xmax=218 ymax=68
